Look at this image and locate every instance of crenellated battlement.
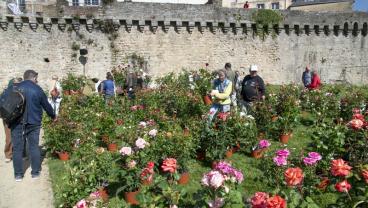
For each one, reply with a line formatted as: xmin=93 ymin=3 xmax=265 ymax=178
xmin=0 ymin=2 xmax=367 ymax=87
xmin=1 ymin=2 xmax=367 ymax=36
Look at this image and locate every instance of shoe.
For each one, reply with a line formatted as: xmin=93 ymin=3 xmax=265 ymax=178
xmin=15 ymin=176 xmax=23 ymax=182
xmin=5 ymin=158 xmax=12 ymax=163
xmin=32 ymin=174 xmax=40 ymax=180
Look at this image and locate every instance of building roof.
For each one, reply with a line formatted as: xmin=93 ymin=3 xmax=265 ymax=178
xmin=290 ymin=0 xmax=354 ymax=7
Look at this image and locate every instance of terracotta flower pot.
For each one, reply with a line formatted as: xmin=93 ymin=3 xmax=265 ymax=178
xmin=280 ymin=133 xmax=292 ymax=144
xmin=178 ymin=172 xmax=190 ymax=185
xmin=203 ymin=95 xmax=212 ymax=106
xmin=225 ymin=148 xmax=233 ymax=158
xmin=58 ymin=152 xmax=70 ymax=161
xmin=98 ymin=187 xmax=109 ymax=202
xmin=251 ymin=149 xmax=265 ymax=159
xmin=124 ymin=190 xmax=140 ymax=205
xmin=108 ymin=143 xmax=118 ymax=152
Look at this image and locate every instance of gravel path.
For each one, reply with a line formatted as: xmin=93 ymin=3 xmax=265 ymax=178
xmin=0 ymin=121 xmax=54 ymax=208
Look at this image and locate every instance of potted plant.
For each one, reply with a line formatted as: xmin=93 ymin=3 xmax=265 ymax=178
xmin=61 ymin=73 xmax=85 ymax=95
xmin=274 ymin=85 xmax=301 ymax=144
xmin=43 ymin=119 xmax=78 ymax=160
xmin=193 ymin=68 xmax=214 ymax=106
xmin=251 ymin=139 xmax=271 ymax=159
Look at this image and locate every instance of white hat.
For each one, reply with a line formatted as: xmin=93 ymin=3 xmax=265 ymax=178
xmin=250 ymin=65 xmax=258 ymax=72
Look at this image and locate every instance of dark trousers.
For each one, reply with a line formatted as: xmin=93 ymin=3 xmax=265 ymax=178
xmin=11 ymin=123 xmax=41 ymax=177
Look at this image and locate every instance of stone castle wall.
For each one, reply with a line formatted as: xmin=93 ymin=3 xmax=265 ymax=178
xmin=0 ymin=2 xmax=367 ymax=88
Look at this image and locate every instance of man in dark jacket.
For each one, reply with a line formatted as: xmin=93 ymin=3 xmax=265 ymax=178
xmin=11 ymin=70 xmax=56 ymax=182
xmin=240 ymin=65 xmax=266 ymax=114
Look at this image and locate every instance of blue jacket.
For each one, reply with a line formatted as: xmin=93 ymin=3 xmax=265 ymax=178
xmin=103 ymin=79 xmax=115 ymax=96
xmin=17 ymin=80 xmax=55 ymax=125
xmin=302 ymin=71 xmax=312 ymax=87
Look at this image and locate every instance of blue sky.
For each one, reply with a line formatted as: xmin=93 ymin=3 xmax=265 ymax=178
xmin=354 ymin=0 xmax=368 ymax=12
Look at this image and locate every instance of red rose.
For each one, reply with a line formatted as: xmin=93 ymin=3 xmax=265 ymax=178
xmin=147 ymin=161 xmax=155 ymax=169
xmin=352 ymin=108 xmax=361 ymax=114
xmin=161 ymin=158 xmax=177 ymax=173
xmin=251 ymin=192 xmax=269 ymax=208
xmin=362 ymin=169 xmax=368 ymax=184
xmin=335 ymin=180 xmax=351 ymax=192
xmin=349 ymin=119 xmax=364 ymax=130
xmin=330 ymin=159 xmax=352 ymax=177
xmin=353 ymin=113 xmax=365 ymax=121
xmin=266 ymin=195 xmax=286 ymax=208
xmin=140 ymin=167 xmax=154 ymax=183
xmin=284 ymin=167 xmax=304 ymax=186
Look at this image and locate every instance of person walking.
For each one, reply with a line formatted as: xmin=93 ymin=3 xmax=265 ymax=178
xmin=2 ymin=77 xmax=22 ymax=163
xmin=240 ymin=65 xmax=266 ymax=114
xmin=101 ymin=72 xmax=115 ymax=104
xmin=224 ymin=63 xmax=237 ymax=107
xmin=208 ymin=70 xmax=233 ymax=121
xmin=11 ymin=70 xmax=56 ymax=181
xmin=48 ymin=75 xmax=62 ymax=116
xmin=302 ymin=66 xmax=312 ymax=88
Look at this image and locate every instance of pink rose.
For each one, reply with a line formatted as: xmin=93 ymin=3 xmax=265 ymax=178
xmin=251 ymin=192 xmax=269 ymax=208
xmin=273 ymin=156 xmax=287 ymax=166
xmin=89 ymin=191 xmax=101 ymax=199
xmin=128 ymin=160 xmax=137 ymax=169
xmin=208 ymin=197 xmax=225 ymax=208
xmin=259 ymin=140 xmax=271 ymax=149
xmin=139 ymin=121 xmax=147 ymax=128
xmin=202 ymin=171 xmax=225 ymax=189
xmin=303 ymin=157 xmax=318 ymax=166
xmin=308 ymin=152 xmax=322 ymax=161
xmin=276 ymin=149 xmax=290 ymax=157
xmin=161 ymin=158 xmax=177 ymax=173
xmin=135 ymin=138 xmax=148 ymax=149
xmin=119 ymin=147 xmax=132 ymax=156
xmin=148 ymin=129 xmax=158 ymax=137
xmin=76 ymin=199 xmax=87 ymax=208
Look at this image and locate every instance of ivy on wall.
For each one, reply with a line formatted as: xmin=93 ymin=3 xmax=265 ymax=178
xmin=251 ymin=10 xmax=284 ymax=40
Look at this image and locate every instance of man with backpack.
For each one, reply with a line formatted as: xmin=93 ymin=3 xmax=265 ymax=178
xmin=10 ymin=70 xmax=56 ymax=181
xmin=240 ymin=65 xmax=266 ymax=114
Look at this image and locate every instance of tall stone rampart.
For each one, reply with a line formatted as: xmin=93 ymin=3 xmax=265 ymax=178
xmin=0 ymin=2 xmax=367 ymax=88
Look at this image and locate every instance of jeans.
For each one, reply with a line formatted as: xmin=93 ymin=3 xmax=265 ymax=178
xmin=239 ymin=100 xmax=253 ymax=115
xmin=208 ymin=103 xmax=231 ymax=122
xmin=104 ymin=95 xmax=114 ymax=105
xmin=11 ymin=124 xmax=41 ymax=177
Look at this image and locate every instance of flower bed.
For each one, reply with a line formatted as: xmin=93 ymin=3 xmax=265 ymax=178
xmin=44 ymin=72 xmax=368 ymax=208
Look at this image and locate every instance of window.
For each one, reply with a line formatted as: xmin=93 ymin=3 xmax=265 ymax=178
xmin=72 ymin=0 xmax=79 ymax=6
xmin=257 ymin=4 xmax=265 ymax=9
xmin=17 ymin=0 xmax=25 ymax=11
xmin=85 ymin=0 xmax=99 ymax=6
xmin=272 ymin=2 xmax=280 ymax=9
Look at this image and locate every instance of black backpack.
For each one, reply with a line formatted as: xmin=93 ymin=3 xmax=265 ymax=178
xmin=0 ymin=87 xmax=26 ymax=126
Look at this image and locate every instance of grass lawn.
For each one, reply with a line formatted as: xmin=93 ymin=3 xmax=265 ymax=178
xmin=48 ymin=122 xmax=338 ymax=207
